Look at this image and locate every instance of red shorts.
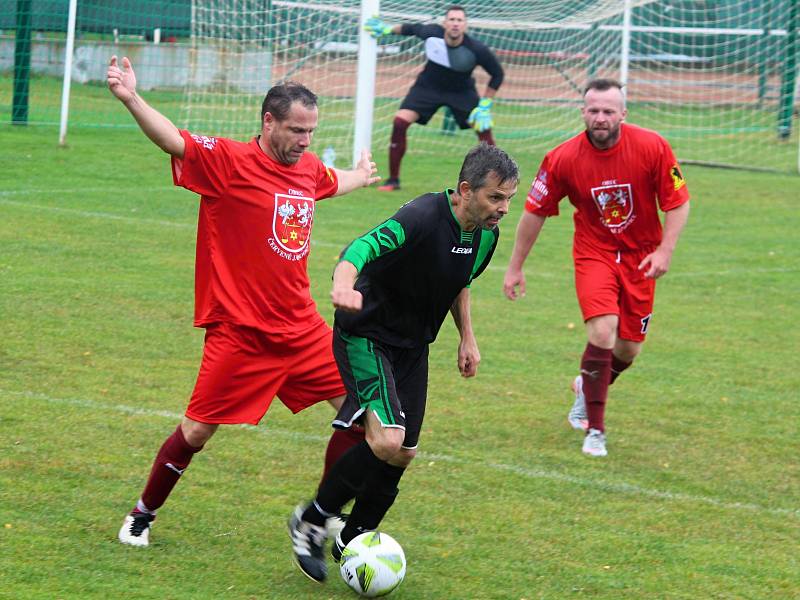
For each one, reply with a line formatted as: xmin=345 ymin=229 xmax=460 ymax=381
xmin=185 ymin=321 xmax=346 ymax=425
xmin=574 ymin=248 xmax=656 ymax=342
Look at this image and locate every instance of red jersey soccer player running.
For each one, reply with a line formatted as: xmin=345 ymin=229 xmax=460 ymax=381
xmin=107 ymin=55 xmax=379 ymax=546
xmin=503 ymin=78 xmax=690 ymax=457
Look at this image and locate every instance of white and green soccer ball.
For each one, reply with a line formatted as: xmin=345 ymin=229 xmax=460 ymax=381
xmin=339 ymin=531 xmax=406 ymax=597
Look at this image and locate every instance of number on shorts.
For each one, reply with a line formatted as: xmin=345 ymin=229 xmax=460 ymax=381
xmin=640 ymin=313 xmax=652 ymax=334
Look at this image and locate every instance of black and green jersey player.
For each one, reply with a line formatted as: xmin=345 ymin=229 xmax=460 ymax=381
xmin=290 ymin=143 xmax=519 ymax=582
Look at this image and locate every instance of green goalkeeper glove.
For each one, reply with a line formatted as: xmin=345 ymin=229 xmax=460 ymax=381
xmin=364 ymin=16 xmax=393 ymax=39
xmin=467 ymin=98 xmax=494 ymax=132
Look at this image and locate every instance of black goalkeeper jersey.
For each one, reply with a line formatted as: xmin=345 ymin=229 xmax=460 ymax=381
xmin=335 ymin=190 xmax=499 ymax=348
xmin=400 ymin=23 xmax=504 ymax=92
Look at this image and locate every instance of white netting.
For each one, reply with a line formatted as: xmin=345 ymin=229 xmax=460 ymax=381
xmin=621 ymin=1 xmax=798 ymax=172
xmin=181 ymin=0 xmax=800 ymax=172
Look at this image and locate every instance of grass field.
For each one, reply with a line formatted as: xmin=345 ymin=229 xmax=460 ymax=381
xmin=1 ymin=119 xmax=798 ymax=600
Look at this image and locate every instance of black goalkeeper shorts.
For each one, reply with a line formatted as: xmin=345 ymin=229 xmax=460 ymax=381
xmin=400 ymin=83 xmax=481 ymax=129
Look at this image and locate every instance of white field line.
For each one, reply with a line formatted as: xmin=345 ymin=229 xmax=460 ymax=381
xmin=1 ymin=197 xmax=197 ymax=230
xmin=0 ymin=187 xmax=175 ymax=196
xmin=2 ymin=195 xmax=797 ymax=279
xmin=5 ymin=389 xmax=798 ymax=519
xmin=482 ymin=264 xmax=799 ymax=277
xmin=0 ymin=196 xmax=348 ymax=248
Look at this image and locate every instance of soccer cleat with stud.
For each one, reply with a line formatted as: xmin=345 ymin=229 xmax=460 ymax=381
xmin=377 ymin=178 xmax=400 ymax=192
xmin=582 ymin=428 xmax=608 ymax=457
xmin=118 ymin=510 xmax=156 ymax=547
xmin=288 ymin=505 xmax=328 ymax=583
xmin=292 ymin=503 xmax=347 ymax=550
xmin=568 ymin=375 xmax=589 ymax=431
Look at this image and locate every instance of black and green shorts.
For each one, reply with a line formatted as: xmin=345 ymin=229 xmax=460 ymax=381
xmin=332 ymin=326 xmax=429 ymax=449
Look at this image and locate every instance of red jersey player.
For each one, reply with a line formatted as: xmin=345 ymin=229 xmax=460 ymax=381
xmin=107 ymin=55 xmax=379 ymax=546
xmin=503 ymin=78 xmax=690 ymax=457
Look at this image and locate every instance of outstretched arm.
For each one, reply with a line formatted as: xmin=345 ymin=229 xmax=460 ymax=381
xmin=333 ymin=149 xmax=380 ymax=196
xmin=107 ymin=55 xmax=185 ymax=157
xmin=503 ymin=211 xmax=546 ymax=300
xmin=450 ymin=288 xmax=480 ymax=378
xmin=638 ymin=201 xmax=690 ymax=279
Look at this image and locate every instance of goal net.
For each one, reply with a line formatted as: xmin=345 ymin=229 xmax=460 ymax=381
xmin=6 ymin=1 xmax=797 ymax=173
xmin=180 ymin=0 xmax=799 ymax=173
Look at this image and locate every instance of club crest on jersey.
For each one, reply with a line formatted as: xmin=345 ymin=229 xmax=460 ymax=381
xmin=269 ymin=193 xmax=314 ymax=258
xmin=591 ymin=183 xmax=635 ymax=232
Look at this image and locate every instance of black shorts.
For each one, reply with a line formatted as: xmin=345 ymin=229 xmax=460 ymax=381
xmin=331 ymin=326 xmax=429 ymax=449
xmin=400 ymin=83 xmax=481 ymax=129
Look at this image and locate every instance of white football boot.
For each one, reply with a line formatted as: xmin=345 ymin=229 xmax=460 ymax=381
xmin=582 ymin=428 xmax=608 ymax=457
xmin=118 ymin=511 xmax=155 ymax=547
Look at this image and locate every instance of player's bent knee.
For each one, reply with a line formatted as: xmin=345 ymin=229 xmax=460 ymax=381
xmin=367 ymin=428 xmax=405 ymax=461
xmin=586 ymin=315 xmax=619 ymax=348
xmin=591 ymin=333 xmax=616 ymax=348
xmin=180 ymin=418 xmax=218 ymax=448
xmin=615 ymin=340 xmax=643 ymax=362
xmin=395 ymin=109 xmax=418 ymax=124
xmin=390 ymin=447 xmax=416 ymax=468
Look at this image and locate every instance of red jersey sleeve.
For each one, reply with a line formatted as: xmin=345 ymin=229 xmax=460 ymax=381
xmin=654 ymin=137 xmax=690 ymax=211
xmin=314 ymin=155 xmax=339 ymax=200
xmin=171 ymin=130 xmax=233 ymax=198
xmin=524 ymin=151 xmax=565 ymax=217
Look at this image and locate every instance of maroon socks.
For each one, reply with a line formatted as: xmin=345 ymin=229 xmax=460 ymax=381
xmin=139 ymin=424 xmax=204 ymax=512
xmin=581 ymin=343 xmax=613 ymax=432
xmin=610 ymin=354 xmax=632 ymax=385
xmin=134 ymin=422 xmax=366 ymax=515
xmin=477 ymin=129 xmax=495 ymax=145
xmin=388 ymin=117 xmax=411 ymax=181
xmin=320 ymin=426 xmax=366 ymax=489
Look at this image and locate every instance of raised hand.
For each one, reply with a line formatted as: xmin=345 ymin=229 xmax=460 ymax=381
xmin=364 ymin=16 xmax=393 ymax=39
xmin=467 ymin=98 xmax=494 ymax=132
xmin=107 ymin=55 xmax=137 ymax=103
xmin=356 ymin=149 xmax=380 ymax=187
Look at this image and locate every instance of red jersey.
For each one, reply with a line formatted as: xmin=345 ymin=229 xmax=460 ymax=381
xmin=171 ymin=130 xmax=339 ymax=339
xmin=524 ymin=123 xmax=689 ymax=255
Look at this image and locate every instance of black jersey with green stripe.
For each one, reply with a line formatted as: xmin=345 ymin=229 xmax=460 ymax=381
xmin=335 ymin=189 xmax=499 ymax=348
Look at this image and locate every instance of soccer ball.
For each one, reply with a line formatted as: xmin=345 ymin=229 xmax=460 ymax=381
xmin=339 ymin=531 xmax=406 ymax=597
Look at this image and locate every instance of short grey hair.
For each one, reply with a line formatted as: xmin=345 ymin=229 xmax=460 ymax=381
xmin=457 ymin=143 xmax=519 ymax=192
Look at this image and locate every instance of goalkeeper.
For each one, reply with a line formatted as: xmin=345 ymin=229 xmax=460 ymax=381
xmin=364 ymin=5 xmax=504 ymax=191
